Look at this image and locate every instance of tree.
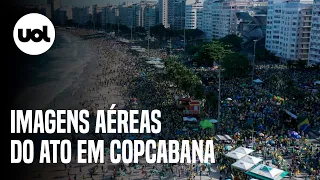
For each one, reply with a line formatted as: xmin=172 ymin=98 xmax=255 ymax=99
xmin=295 ymin=59 xmax=307 ymax=69
xmin=221 ymin=52 xmax=251 ymax=77
xmin=255 ymin=47 xmax=270 ymax=62
xmin=165 ymin=56 xmax=204 ymax=98
xmin=205 ymin=92 xmax=218 ymax=111
xmin=185 ymin=29 xmax=205 ymax=40
xmin=219 ymin=34 xmax=243 ymax=51
xmin=150 ymin=25 xmax=166 ymax=40
xmin=195 ymin=41 xmax=232 ymax=67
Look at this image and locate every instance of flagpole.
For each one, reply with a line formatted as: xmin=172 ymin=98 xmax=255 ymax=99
xmin=148 ymin=11 xmax=150 ymax=57
xmin=218 ymin=60 xmax=221 ymax=121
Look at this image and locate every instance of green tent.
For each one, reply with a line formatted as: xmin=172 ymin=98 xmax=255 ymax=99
xmin=245 ymin=164 xmax=288 ymax=180
xmin=200 ymin=120 xmax=214 ymax=129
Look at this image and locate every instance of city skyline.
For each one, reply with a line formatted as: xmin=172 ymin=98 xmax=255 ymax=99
xmin=18 ymin=0 xmax=197 ymax=6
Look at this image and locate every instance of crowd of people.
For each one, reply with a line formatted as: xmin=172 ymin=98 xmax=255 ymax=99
xmin=35 ymin=28 xmax=319 ymax=180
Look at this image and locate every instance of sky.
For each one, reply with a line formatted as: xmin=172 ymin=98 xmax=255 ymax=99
xmin=18 ymin=0 xmax=196 ymax=6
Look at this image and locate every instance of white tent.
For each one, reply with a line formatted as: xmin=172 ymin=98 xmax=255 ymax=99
xmin=233 ymin=147 xmax=254 ymax=155
xmin=232 ymin=160 xmax=255 ymax=171
xmin=225 ymin=151 xmax=246 ymax=160
xmin=208 ymin=119 xmax=218 ymax=123
xmin=253 ymin=79 xmax=263 ymax=83
xmin=183 ymin=117 xmax=197 ymax=122
xmin=154 ymin=64 xmax=165 ymax=69
xmin=240 ymin=155 xmax=262 ymax=165
xmin=215 ymin=135 xmax=227 ymax=141
xmin=246 ymin=164 xmax=288 ymax=180
xmin=314 ymin=80 xmax=320 ymax=85
xmin=224 ymin=135 xmax=233 ymax=140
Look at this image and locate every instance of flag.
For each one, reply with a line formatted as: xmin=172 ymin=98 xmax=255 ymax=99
xmin=297 ymin=115 xmax=310 ymax=132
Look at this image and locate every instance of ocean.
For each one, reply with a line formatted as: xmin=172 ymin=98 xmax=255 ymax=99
xmin=12 ymin=30 xmax=93 ymax=110
xmin=10 ymin=30 xmax=96 ymax=154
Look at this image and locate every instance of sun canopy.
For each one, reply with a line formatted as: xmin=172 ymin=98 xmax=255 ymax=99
xmin=246 ymin=164 xmax=288 ymax=180
xmin=200 ymin=120 xmax=214 ymax=129
xmin=232 ymin=160 xmax=255 ymax=171
xmin=225 ymin=151 xmax=246 ymax=160
xmin=207 ymin=119 xmax=218 ymax=123
xmin=233 ymin=147 xmax=254 ymax=155
xmin=183 ymin=117 xmax=197 ymax=122
xmin=240 ymin=155 xmax=263 ymax=165
xmin=253 ymin=79 xmax=263 ymax=83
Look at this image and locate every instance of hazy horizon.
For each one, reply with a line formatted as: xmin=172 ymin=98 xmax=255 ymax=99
xmin=16 ymin=0 xmax=197 ymax=6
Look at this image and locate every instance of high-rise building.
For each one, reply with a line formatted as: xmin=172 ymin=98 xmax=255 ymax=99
xmin=173 ymin=0 xmax=186 ymax=30
xmin=185 ymin=0 xmax=204 ymax=29
xmin=309 ymin=0 xmax=320 ymax=64
xmin=72 ymin=6 xmax=93 ymax=25
xmin=54 ymin=6 xmax=72 ymax=25
xmin=159 ymin=0 xmax=169 ymax=28
xmin=38 ymin=4 xmax=51 ymax=19
xmin=101 ymin=5 xmax=119 ymax=28
xmin=201 ymin=0 xmax=251 ymax=40
xmin=143 ymin=5 xmax=157 ymax=28
xmin=47 ymin=0 xmax=61 ymax=22
xmin=265 ymin=0 xmax=313 ymax=61
xmin=119 ymin=2 xmax=139 ymax=28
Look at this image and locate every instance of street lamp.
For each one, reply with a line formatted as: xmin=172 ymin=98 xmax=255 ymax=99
xmin=252 ymin=39 xmax=258 ymax=85
xmin=148 ymin=8 xmax=151 ymax=57
xmin=218 ymin=59 xmax=221 ymax=121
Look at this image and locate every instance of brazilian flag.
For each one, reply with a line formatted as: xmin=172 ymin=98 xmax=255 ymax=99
xmin=297 ymin=115 xmax=310 ymax=132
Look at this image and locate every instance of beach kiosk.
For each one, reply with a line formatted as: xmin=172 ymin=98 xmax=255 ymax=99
xmin=245 ymin=164 xmax=288 ymax=180
xmin=177 ymin=98 xmax=201 ymax=118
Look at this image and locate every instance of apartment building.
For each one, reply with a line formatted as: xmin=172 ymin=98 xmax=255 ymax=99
xmin=101 ymin=5 xmax=119 ymax=28
xmin=309 ymin=0 xmax=320 ymax=64
xmin=185 ymin=0 xmax=204 ymax=29
xmin=72 ymin=6 xmax=93 ymax=25
xmin=172 ymin=0 xmax=186 ymax=30
xmin=159 ymin=0 xmax=169 ymax=28
xmin=265 ymin=0 xmax=313 ymax=61
xmin=201 ymin=0 xmax=251 ymax=40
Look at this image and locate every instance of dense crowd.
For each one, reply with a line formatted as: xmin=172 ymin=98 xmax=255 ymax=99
xmin=55 ymin=28 xmax=319 ymax=180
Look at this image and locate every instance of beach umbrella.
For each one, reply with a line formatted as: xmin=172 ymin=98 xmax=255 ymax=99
xmin=200 ymin=120 xmax=214 ymax=129
xmin=226 ymin=98 xmax=232 ymax=101
xmin=269 ymin=140 xmax=275 ymax=145
xmin=259 ymin=133 xmax=264 ymax=137
xmin=225 ymin=145 xmax=232 ymax=151
xmin=132 ymin=98 xmax=137 ymax=101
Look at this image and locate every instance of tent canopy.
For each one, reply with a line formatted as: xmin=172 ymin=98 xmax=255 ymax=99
xmin=232 ymin=160 xmax=255 ymax=171
xmin=200 ymin=120 xmax=214 ymax=129
xmin=253 ymin=79 xmax=263 ymax=83
xmin=183 ymin=117 xmax=197 ymax=122
xmin=240 ymin=155 xmax=263 ymax=165
xmin=314 ymin=80 xmax=320 ymax=85
xmin=246 ymin=164 xmax=288 ymax=180
xmin=207 ymin=119 xmax=218 ymax=123
xmin=225 ymin=151 xmax=246 ymax=160
xmin=233 ymin=147 xmax=254 ymax=155
xmin=215 ymin=135 xmax=233 ymax=141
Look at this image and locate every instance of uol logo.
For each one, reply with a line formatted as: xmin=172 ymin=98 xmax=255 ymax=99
xmin=18 ymin=26 xmax=51 ymax=43
xmin=13 ymin=13 xmax=55 ymax=55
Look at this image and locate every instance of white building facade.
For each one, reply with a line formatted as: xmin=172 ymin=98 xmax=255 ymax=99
xmin=265 ymin=0 xmax=313 ymax=61
xmin=185 ymin=0 xmax=204 ymax=29
xmin=200 ymin=0 xmax=251 ymax=40
xmin=159 ymin=0 xmax=169 ymax=28
xmin=309 ymin=0 xmax=320 ymax=64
